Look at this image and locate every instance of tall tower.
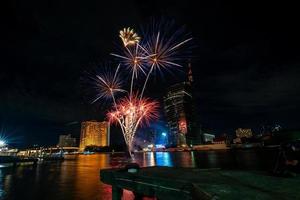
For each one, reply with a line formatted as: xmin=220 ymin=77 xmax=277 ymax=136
xmin=185 ymin=62 xmax=202 ymax=145
xmin=163 ymin=62 xmax=201 ymax=147
xmin=188 ymin=62 xmax=194 ymax=84
xmin=79 ymin=121 xmax=110 ymax=151
xmin=163 ymin=81 xmax=192 ymax=147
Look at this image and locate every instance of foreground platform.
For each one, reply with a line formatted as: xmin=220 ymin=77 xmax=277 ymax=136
xmin=100 ymin=166 xmax=300 ymax=200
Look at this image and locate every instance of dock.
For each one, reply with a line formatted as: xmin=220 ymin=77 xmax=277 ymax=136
xmin=0 ymin=156 xmax=38 ymax=167
xmin=100 ymin=166 xmax=300 ymax=200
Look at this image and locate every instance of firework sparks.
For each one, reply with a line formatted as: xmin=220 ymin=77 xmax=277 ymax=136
xmin=107 ymin=95 xmax=159 ymax=154
xmin=111 ymin=45 xmax=148 ymax=78
xmin=91 ymin=65 xmax=126 ymax=104
xmin=113 ymin=28 xmax=148 ymax=96
xmin=113 ymin=21 xmax=193 ymax=98
xmin=139 ymin=25 xmax=193 ymax=97
xmin=108 ymin=96 xmax=159 ymax=126
xmin=119 ymin=27 xmax=141 ymax=47
xmin=142 ymin=20 xmax=193 ymax=71
xmin=144 ymin=32 xmax=192 ymax=70
xmin=89 ymin=20 xmax=192 ymax=159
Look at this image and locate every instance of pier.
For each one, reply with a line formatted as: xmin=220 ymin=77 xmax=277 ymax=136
xmin=0 ymin=156 xmax=38 ymax=167
xmin=100 ymin=166 xmax=300 ymax=200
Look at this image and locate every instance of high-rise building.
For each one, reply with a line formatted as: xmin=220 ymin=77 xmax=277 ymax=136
xmin=164 ymin=82 xmax=191 ymax=146
xmin=79 ymin=121 xmax=110 ymax=151
xmin=57 ymin=134 xmax=77 ymax=147
xmin=163 ymin=63 xmax=201 ymax=146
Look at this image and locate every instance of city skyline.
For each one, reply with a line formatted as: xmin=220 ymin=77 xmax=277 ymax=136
xmin=1 ymin=0 xmax=300 ymax=147
xmin=1 ymin=2 xmax=300 ymax=200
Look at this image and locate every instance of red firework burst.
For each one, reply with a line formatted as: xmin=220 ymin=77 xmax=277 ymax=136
xmin=107 ymin=95 xmax=159 ymax=126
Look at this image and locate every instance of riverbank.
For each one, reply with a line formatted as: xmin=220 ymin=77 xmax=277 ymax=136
xmin=0 ymin=150 xmax=283 ymax=199
xmin=101 ymin=166 xmax=300 ymax=200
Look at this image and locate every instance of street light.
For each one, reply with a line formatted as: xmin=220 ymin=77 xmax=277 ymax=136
xmin=161 ymin=132 xmax=168 ymax=145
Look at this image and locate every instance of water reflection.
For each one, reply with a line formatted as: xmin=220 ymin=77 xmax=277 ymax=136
xmin=145 ymin=152 xmax=156 ymax=166
xmin=191 ymin=151 xmax=196 ymax=167
xmin=155 ymin=152 xmax=172 ymax=166
xmin=74 ymin=154 xmax=112 ymax=200
xmin=137 ymin=152 xmax=173 ymax=167
xmin=0 ymin=154 xmax=113 ymax=200
xmin=0 ymin=170 xmax=5 ymax=198
xmin=0 ymin=149 xmax=278 ymax=200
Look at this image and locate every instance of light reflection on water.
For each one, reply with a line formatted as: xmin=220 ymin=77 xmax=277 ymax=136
xmin=154 ymin=152 xmax=173 ymax=166
xmin=0 ymin=150 xmax=277 ymax=200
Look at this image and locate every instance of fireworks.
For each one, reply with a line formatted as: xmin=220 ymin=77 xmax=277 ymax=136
xmin=108 ymin=96 xmax=159 ymax=126
xmin=139 ymin=29 xmax=192 ymax=97
xmin=114 ymin=25 xmax=192 ymax=72
xmin=108 ymin=95 xmax=158 ymax=155
xmin=119 ymin=27 xmax=141 ymax=47
xmin=143 ymin=31 xmax=193 ymax=70
xmin=111 ymin=44 xmax=148 ymax=78
xmin=89 ymin=20 xmax=192 ymax=159
xmin=112 ymin=22 xmax=193 ymax=97
xmin=91 ymin=65 xmax=125 ymax=103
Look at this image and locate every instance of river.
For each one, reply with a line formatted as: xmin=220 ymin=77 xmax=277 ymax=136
xmin=0 ymin=149 xmax=279 ymax=200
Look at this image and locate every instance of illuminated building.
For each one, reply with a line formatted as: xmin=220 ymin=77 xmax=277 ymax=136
xmin=57 ymin=134 xmax=77 ymax=147
xmin=163 ymin=63 xmax=201 ymax=146
xmin=79 ymin=121 xmax=110 ymax=151
xmin=235 ymin=128 xmax=253 ymax=138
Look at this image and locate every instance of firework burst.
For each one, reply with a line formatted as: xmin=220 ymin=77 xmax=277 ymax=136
xmin=108 ymin=96 xmax=159 ymax=126
xmin=91 ymin=65 xmax=126 ymax=104
xmin=119 ymin=27 xmax=141 ymax=47
xmin=107 ymin=95 xmax=159 ymax=154
xmin=111 ymin=45 xmax=148 ymax=78
xmin=112 ymin=20 xmax=193 ymax=98
xmin=88 ymin=19 xmax=193 ymax=159
xmin=139 ymin=20 xmax=193 ymax=97
xmin=143 ymin=30 xmax=192 ymax=70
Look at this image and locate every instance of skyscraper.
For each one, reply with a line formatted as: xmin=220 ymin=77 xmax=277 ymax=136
xmin=163 ymin=63 xmax=201 ymax=146
xmin=79 ymin=121 xmax=110 ymax=151
xmin=164 ymin=63 xmax=201 ymax=146
xmin=164 ymin=82 xmax=191 ymax=146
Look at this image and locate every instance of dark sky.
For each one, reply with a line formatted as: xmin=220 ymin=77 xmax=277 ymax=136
xmin=1 ymin=0 xmax=300 ymax=147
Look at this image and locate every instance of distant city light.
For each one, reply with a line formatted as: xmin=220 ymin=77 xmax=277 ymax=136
xmin=0 ymin=140 xmax=6 ymax=147
xmin=155 ymin=144 xmax=165 ymax=148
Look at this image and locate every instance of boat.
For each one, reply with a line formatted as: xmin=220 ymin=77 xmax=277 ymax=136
xmin=83 ymin=151 xmax=95 ymax=155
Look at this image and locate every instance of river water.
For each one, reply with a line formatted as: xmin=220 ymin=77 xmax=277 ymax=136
xmin=0 ymin=149 xmax=278 ymax=200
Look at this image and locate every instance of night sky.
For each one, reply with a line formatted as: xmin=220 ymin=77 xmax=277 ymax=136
xmin=2 ymin=0 xmax=300 ymax=147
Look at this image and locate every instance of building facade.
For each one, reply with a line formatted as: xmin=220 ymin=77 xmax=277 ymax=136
xmin=163 ymin=62 xmax=202 ymax=146
xmin=164 ymin=82 xmax=191 ymax=146
xmin=163 ymin=83 xmax=201 ymax=146
xmin=79 ymin=121 xmax=110 ymax=151
xmin=57 ymin=134 xmax=77 ymax=147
